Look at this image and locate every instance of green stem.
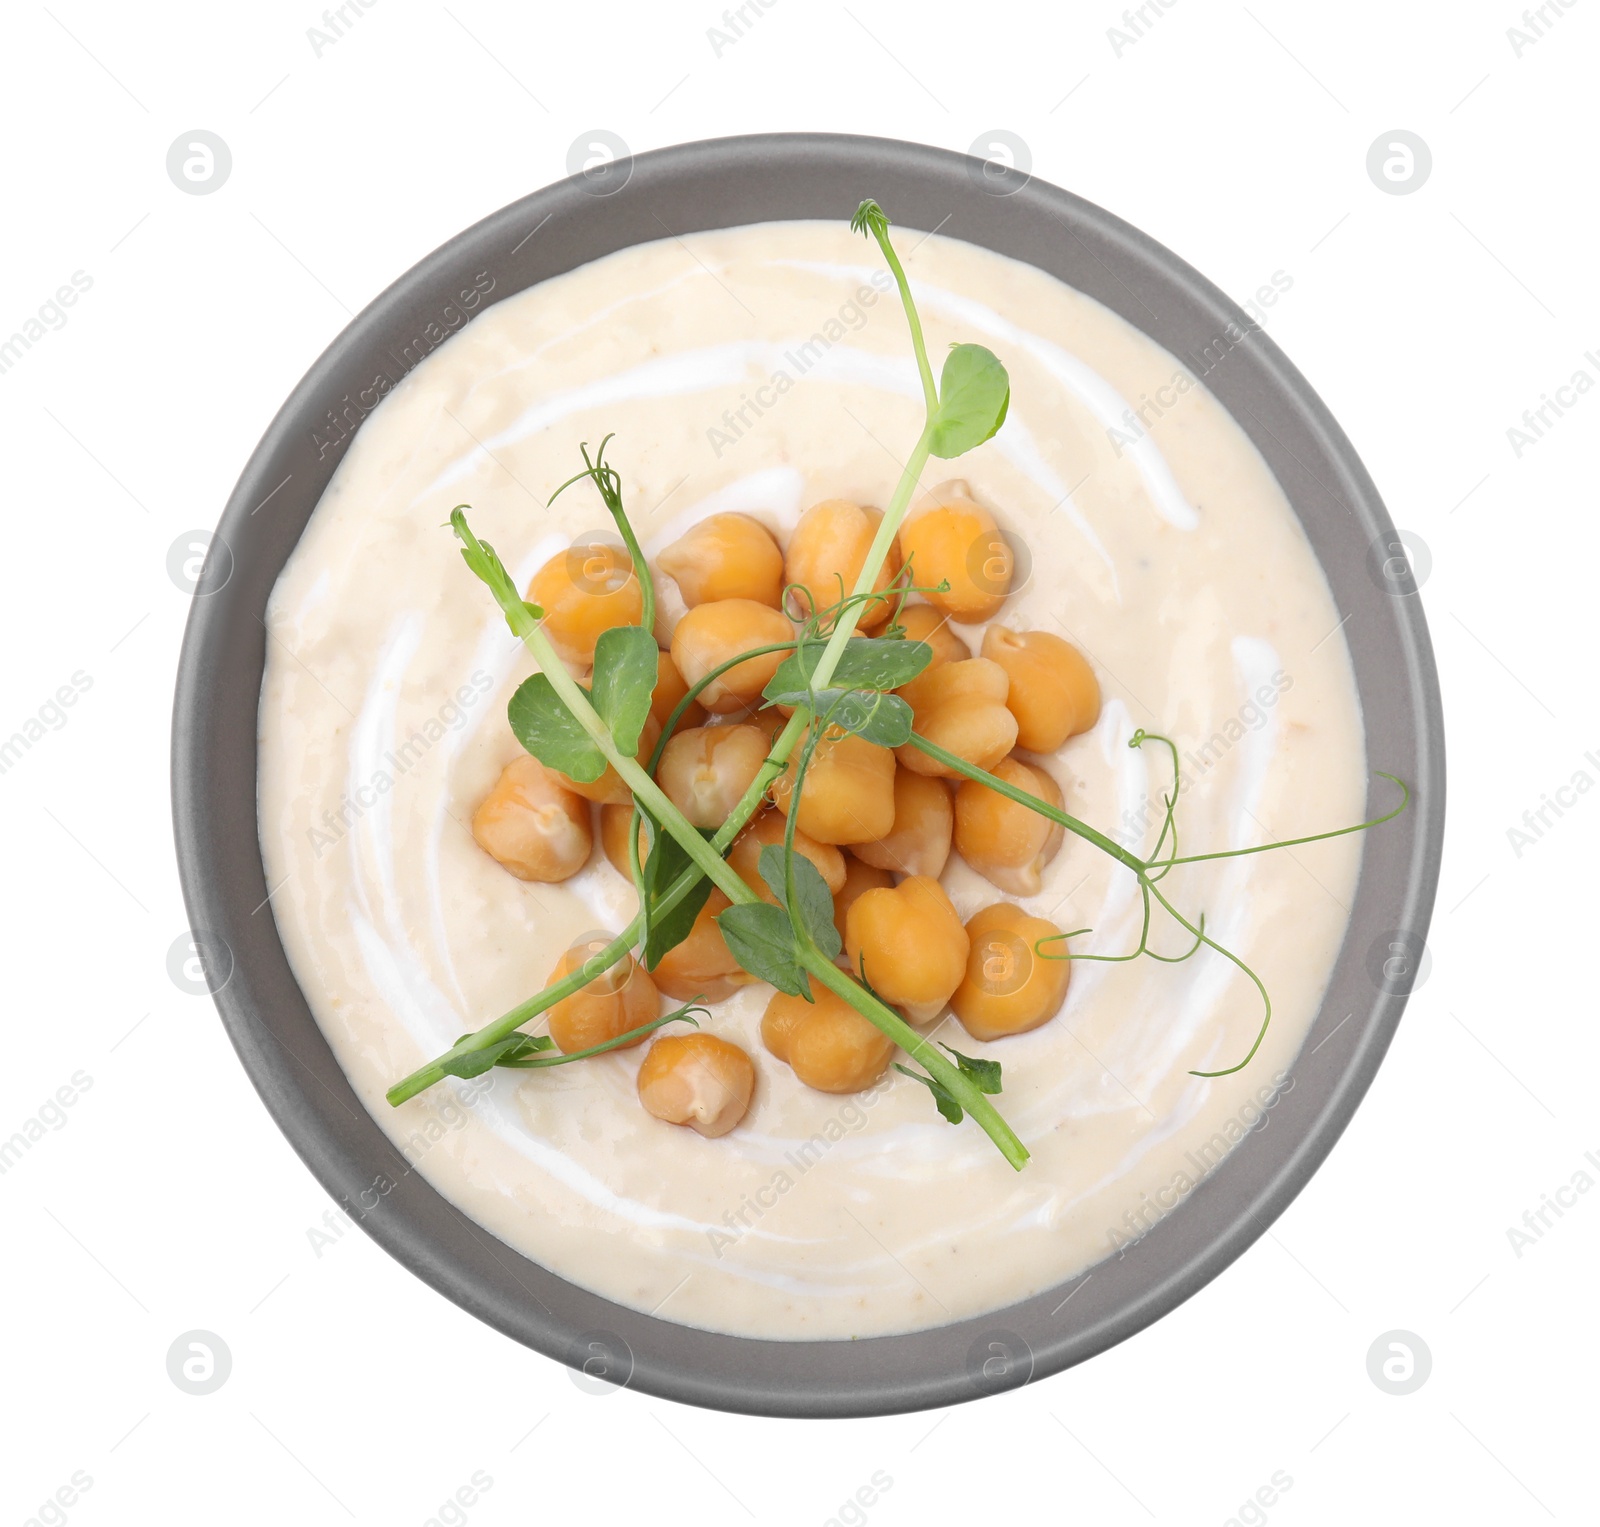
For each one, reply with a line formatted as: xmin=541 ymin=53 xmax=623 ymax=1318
xmin=1041 ymin=882 xmax=1155 ymax=966
xmin=647 ymin=639 xmax=799 ymax=772
xmin=384 ymin=860 xmax=706 ymax=1105
xmin=907 ymin=733 xmax=1148 ymax=875
xmin=608 ymin=497 xmax=654 ymax=640
xmin=496 ymin=1006 xmax=703 ymax=1068
xmin=1145 ymin=878 xmax=1274 ymax=1078
xmin=549 ymin=436 xmax=656 ymax=636
xmin=1158 ymin=774 xmax=1411 ymax=866
xmin=386 ymin=920 xmax=637 ymax=1105
xmin=800 ymin=950 xmax=1029 ymax=1171
xmin=916 ymin=730 xmax=1393 ymax=1079
xmin=909 ymin=731 xmax=1278 ymax=1077
xmin=862 ymin=208 xmax=939 ymax=413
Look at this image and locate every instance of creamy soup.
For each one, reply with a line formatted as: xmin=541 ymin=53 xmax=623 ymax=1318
xmin=258 ymin=221 xmax=1366 ymax=1339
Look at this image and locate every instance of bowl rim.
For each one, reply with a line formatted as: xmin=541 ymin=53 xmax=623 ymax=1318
xmin=172 ymin=130 xmax=1445 ymax=1419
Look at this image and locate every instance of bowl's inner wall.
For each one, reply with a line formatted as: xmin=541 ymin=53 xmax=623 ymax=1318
xmin=173 ymin=133 xmax=1442 ymax=1419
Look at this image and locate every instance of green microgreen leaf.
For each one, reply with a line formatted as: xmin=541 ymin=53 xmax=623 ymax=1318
xmin=492 ymin=1005 xmax=703 ymax=1067
xmin=891 ymin=1044 xmax=1000 ymax=1124
xmin=894 ymin=1064 xmax=965 ymax=1125
xmin=438 ymin=1030 xmax=556 ymax=1080
xmin=627 ymin=804 xmax=651 ymax=951
xmin=941 ymin=1044 xmax=1002 ymax=1095
xmin=852 ymin=950 xmax=889 ymax=1008
xmin=849 ymin=198 xmax=891 ymax=242
xmin=717 ymin=902 xmax=810 ymax=997
xmin=928 ymin=343 xmax=1010 ymax=459
xmin=506 ymin=673 xmax=606 ymax=782
xmin=764 ymin=637 xmax=933 ymax=703
xmin=640 ymin=816 xmax=717 ymax=970
xmin=590 ymin=624 xmax=658 ymax=757
xmin=443 ymin=1005 xmax=704 ymax=1078
xmin=450 ymin=507 xmax=543 ymax=632
xmin=813 ymin=689 xmax=914 ymax=747
xmin=756 ymin=843 xmax=842 ymax=962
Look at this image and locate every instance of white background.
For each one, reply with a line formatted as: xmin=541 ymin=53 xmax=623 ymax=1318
xmin=0 ymin=2 xmax=1593 ymax=1523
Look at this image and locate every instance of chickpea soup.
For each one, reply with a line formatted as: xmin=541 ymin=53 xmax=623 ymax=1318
xmin=258 ymin=220 xmax=1367 ymax=1339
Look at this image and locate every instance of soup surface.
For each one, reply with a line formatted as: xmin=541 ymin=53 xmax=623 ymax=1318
xmin=258 ymin=220 xmax=1366 ymax=1338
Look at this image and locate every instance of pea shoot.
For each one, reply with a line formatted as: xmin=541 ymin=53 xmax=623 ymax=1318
xmin=385 ymin=199 xmax=1407 ymax=1168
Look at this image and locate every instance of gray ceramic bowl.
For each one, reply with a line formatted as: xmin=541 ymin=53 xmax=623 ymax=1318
xmin=172 ymin=132 xmax=1444 ymax=1418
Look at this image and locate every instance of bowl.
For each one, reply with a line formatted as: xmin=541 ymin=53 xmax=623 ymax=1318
xmin=172 ymin=132 xmax=1444 ymax=1418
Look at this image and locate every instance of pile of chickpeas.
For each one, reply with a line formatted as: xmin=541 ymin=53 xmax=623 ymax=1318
xmin=470 ymin=483 xmax=1101 ymax=1141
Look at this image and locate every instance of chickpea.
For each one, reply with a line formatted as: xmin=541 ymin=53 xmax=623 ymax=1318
xmin=701 ymin=702 xmax=786 ymax=740
xmin=895 ymin=603 xmax=971 ymax=669
xmin=844 ymin=875 xmax=969 ymax=1023
xmin=651 ymin=571 xmax=688 ymax=652
xmin=771 ymin=728 xmax=896 ymax=845
xmin=895 ymin=658 xmax=1018 ymax=779
xmin=784 ymin=499 xmax=903 ymax=630
xmin=670 ymin=599 xmax=794 ymax=714
xmin=854 ymin=770 xmax=953 ymax=879
xmin=471 ymin=756 xmax=592 ymax=882
xmin=656 ymin=724 xmax=770 ymax=828
xmin=557 ymin=713 xmax=661 ymax=806
xmin=762 ymin=987 xmax=894 ymax=1093
xmin=896 ymin=481 xmax=1012 ymax=621
xmin=544 ymin=941 xmax=660 ymax=1054
xmin=636 ymin=1033 xmax=756 ymax=1137
xmin=657 ymin=512 xmax=786 ymax=609
xmin=951 ymin=902 xmax=1071 ymax=1041
xmin=705 ymin=702 xmax=787 ymax=746
xmin=528 ymin=542 xmax=643 ymax=669
xmin=652 ymin=888 xmax=755 ymax=1004
xmin=832 ymin=854 xmax=894 ymax=943
xmin=980 ymin=626 xmax=1101 ymax=752
xmin=598 ymin=802 xmax=648 ymax=878
xmin=758 ymin=992 xmax=808 ymax=1061
xmin=745 ymin=705 xmax=789 ymax=746
xmin=954 ymin=757 xmax=1065 ymax=897
xmin=651 ymin=648 xmax=706 ymax=739
xmin=729 ymin=808 xmax=846 ymax=904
